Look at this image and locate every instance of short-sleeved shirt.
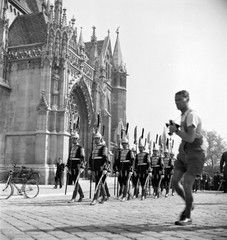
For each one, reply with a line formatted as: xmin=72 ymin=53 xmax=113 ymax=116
xmin=180 ymin=108 xmax=202 ymax=139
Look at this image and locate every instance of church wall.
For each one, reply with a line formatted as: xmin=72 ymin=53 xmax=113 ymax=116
xmin=0 ymin=86 xmax=10 ymax=178
xmin=4 ymin=61 xmax=42 ymax=170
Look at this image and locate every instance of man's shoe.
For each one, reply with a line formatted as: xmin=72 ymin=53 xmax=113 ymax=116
xmin=165 ymin=194 xmax=168 ymax=197
xmin=99 ymin=198 xmax=106 ymax=204
xmin=141 ymin=196 xmax=145 ymax=201
xmin=90 ymin=200 xmax=96 ymax=205
xmin=175 ymin=218 xmax=192 ymax=226
xmin=68 ymin=199 xmax=75 ymax=203
xmin=78 ymin=196 xmax=84 ymax=202
xmin=117 ymin=194 xmax=123 ymax=200
xmin=53 ymin=186 xmax=57 ymax=189
xmin=121 ymin=197 xmax=126 ymax=202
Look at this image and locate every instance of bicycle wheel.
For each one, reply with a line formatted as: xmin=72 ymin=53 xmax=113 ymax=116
xmin=28 ymin=172 xmax=40 ymax=183
xmin=0 ymin=181 xmax=14 ymax=200
xmin=23 ymin=179 xmax=39 ymax=198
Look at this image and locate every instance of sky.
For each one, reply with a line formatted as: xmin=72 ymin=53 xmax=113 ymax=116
xmin=62 ymin=0 xmax=227 ymax=152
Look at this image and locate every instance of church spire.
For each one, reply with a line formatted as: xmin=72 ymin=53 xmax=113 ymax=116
xmin=54 ymin=0 xmax=62 ymax=26
xmin=91 ymin=26 xmax=97 ymax=43
xmin=78 ymin=27 xmax=85 ymax=50
xmin=113 ymin=27 xmax=125 ymax=72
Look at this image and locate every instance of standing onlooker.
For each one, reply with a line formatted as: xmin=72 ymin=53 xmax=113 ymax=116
xmin=220 ymin=151 xmax=227 ymax=193
xmin=169 ymin=90 xmax=205 ymax=226
xmin=54 ymin=158 xmax=65 ymax=189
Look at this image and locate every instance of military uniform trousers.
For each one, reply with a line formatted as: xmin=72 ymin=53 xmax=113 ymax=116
xmin=71 ymin=169 xmax=84 ymax=199
xmin=93 ymin=171 xmax=106 ymax=200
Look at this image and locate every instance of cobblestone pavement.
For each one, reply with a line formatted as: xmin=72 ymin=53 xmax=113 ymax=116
xmin=0 ymin=179 xmax=227 ymax=240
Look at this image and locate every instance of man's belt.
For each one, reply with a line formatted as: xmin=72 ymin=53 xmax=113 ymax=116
xmin=120 ymin=160 xmax=130 ymax=163
xmin=137 ymin=163 xmax=147 ymax=166
xmin=153 ymin=165 xmax=160 ymax=167
xmin=70 ymin=158 xmax=80 ymax=161
xmin=94 ymin=157 xmax=102 ymax=160
xmin=165 ymin=166 xmax=171 ymax=168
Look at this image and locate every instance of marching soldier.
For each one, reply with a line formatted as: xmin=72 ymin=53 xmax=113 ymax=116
xmin=115 ymin=132 xmax=134 ymax=202
xmin=163 ymin=149 xmax=174 ymax=197
xmin=88 ymin=130 xmax=109 ymax=205
xmin=67 ymin=131 xmax=86 ymax=203
xmin=135 ymin=137 xmax=152 ymax=200
xmin=151 ymin=144 xmax=164 ymax=198
xmin=113 ymin=139 xmax=123 ymax=199
xmin=169 ymin=151 xmax=176 ymax=195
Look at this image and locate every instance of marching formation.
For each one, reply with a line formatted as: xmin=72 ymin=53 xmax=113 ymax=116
xmin=65 ymin=114 xmax=177 ymax=205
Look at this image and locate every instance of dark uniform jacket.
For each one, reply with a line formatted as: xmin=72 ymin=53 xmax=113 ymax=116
xmin=163 ymin=156 xmax=174 ymax=175
xmin=67 ymin=144 xmax=85 ymax=170
xmin=115 ymin=148 xmax=134 ymax=172
xmin=88 ymin=144 xmax=108 ymax=172
xmin=135 ymin=152 xmax=151 ymax=174
xmin=151 ymin=155 xmax=164 ymax=175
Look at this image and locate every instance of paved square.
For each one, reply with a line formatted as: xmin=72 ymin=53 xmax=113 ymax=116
xmin=0 ymin=180 xmax=227 ymax=240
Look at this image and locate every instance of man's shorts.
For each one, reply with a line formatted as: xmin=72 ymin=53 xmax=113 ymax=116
xmin=174 ymin=151 xmax=205 ymax=177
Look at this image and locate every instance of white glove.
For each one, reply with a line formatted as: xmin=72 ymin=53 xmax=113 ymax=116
xmin=80 ymin=168 xmax=84 ymax=173
xmin=103 ymin=170 xmax=107 ymax=175
xmin=148 ymin=172 xmax=152 ymax=177
xmin=88 ymin=170 xmax=91 ymax=175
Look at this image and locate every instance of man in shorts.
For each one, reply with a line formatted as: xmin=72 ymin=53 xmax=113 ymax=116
xmin=169 ymin=90 xmax=205 ymax=226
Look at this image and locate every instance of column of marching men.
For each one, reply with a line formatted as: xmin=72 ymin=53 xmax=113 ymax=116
xmin=65 ymin=116 xmax=177 ymax=205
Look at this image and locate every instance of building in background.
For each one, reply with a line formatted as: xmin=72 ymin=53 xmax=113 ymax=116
xmin=0 ymin=0 xmax=128 ymax=183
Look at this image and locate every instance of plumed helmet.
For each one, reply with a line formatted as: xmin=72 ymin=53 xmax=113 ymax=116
xmin=94 ymin=131 xmax=102 ymax=139
xmin=72 ymin=132 xmax=79 ymax=139
xmin=138 ymin=137 xmax=145 ymax=147
xmin=121 ymin=136 xmax=129 ymax=144
xmin=153 ymin=145 xmax=158 ymax=151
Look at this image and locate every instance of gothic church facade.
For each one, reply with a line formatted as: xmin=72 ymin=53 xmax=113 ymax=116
xmin=0 ymin=0 xmax=128 ymax=183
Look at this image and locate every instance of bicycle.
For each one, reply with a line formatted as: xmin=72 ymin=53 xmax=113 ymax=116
xmin=0 ymin=165 xmax=39 ymax=200
xmin=12 ymin=164 xmax=40 ymax=183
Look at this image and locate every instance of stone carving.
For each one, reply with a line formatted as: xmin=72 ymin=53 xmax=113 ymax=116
xmin=37 ymin=90 xmax=49 ymax=111
xmin=8 ymin=45 xmax=43 ymax=60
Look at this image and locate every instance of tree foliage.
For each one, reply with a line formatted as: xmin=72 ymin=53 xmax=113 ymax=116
xmin=202 ymin=130 xmax=227 ymax=172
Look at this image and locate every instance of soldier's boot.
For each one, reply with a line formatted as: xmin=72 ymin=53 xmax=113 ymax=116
xmin=90 ymin=184 xmax=100 ymax=205
xmin=165 ymin=186 xmax=169 ymax=197
xmin=118 ymin=186 xmax=123 ymax=200
xmin=78 ymin=185 xmax=84 ymax=202
xmin=133 ymin=186 xmax=138 ymax=199
xmin=99 ymin=184 xmax=107 ymax=204
xmin=68 ymin=189 xmax=77 ymax=203
xmin=141 ymin=188 xmax=145 ymax=201
xmin=121 ymin=185 xmax=127 ymax=202
xmin=154 ymin=187 xmax=158 ymax=199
